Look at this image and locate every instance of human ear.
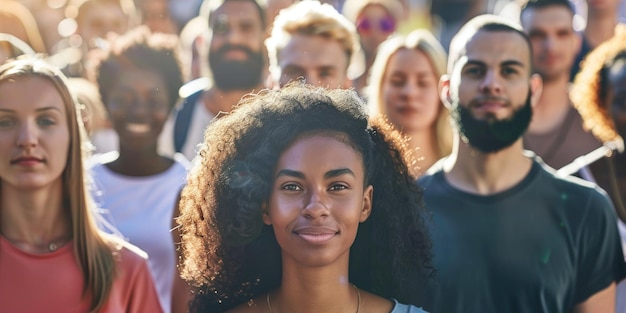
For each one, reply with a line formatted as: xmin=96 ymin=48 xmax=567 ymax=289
xmin=440 ymin=74 xmax=452 ymax=109
xmin=529 ymin=73 xmax=543 ymax=108
xmin=261 ymin=202 xmax=272 ymax=225
xmin=360 ymin=185 xmax=373 ymax=223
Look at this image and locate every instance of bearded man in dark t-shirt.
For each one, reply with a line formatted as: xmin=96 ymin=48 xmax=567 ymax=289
xmin=413 ymin=14 xmax=626 ymax=313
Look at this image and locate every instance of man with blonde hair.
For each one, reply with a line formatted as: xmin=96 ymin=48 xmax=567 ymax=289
xmin=265 ymin=0 xmax=363 ymax=89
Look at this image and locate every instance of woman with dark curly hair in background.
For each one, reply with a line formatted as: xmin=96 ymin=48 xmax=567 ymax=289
xmin=570 ymin=24 xmax=626 ymax=223
xmin=176 ymin=83 xmax=432 ymax=312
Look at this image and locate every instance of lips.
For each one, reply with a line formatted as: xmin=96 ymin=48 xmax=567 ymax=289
xmin=11 ymin=156 xmax=44 ymax=166
xmin=294 ymin=227 xmax=338 ymax=244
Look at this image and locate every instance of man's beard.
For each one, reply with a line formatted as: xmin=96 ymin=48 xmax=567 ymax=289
xmin=451 ymin=90 xmax=532 ymax=153
xmin=209 ymin=44 xmax=265 ymax=91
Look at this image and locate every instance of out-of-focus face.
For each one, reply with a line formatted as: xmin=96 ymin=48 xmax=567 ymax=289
xmin=138 ymin=0 xmax=178 ymax=34
xmin=263 ymin=134 xmax=372 ymax=268
xmin=607 ymin=59 xmax=626 ymax=138
xmin=521 ymin=5 xmax=579 ymax=82
xmin=105 ymin=67 xmax=170 ymax=151
xmin=382 ymin=48 xmax=440 ymax=133
xmin=276 ymin=34 xmax=350 ymax=89
xmin=208 ymin=0 xmax=266 ymax=90
xmin=0 ymin=76 xmax=69 ymax=191
xmin=77 ymin=2 xmax=130 ymax=50
xmin=447 ymin=30 xmax=535 ymax=153
xmin=356 ymin=4 xmax=396 ymax=55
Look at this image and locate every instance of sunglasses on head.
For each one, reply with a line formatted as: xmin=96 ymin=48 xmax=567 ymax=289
xmin=356 ymin=16 xmax=396 ymax=34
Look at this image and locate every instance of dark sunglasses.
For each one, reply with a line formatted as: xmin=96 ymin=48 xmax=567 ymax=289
xmin=356 ymin=16 xmax=396 ymax=34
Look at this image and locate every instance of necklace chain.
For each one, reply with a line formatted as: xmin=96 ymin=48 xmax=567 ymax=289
xmin=266 ymin=284 xmax=361 ymax=313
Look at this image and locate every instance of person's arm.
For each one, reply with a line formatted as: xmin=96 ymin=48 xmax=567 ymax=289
xmin=574 ymin=282 xmax=615 ymax=313
xmin=171 ymin=190 xmax=193 ymax=313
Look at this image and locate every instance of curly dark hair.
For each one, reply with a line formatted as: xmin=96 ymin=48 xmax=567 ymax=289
xmin=177 ymin=83 xmax=432 ymax=312
xmin=88 ymin=26 xmax=184 ymax=110
xmin=571 ymin=24 xmax=626 ymax=144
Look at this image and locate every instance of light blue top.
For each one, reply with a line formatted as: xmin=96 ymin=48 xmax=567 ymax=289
xmin=391 ymin=299 xmax=429 ymax=313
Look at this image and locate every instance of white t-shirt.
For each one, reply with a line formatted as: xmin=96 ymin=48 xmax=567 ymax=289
xmin=90 ymin=153 xmax=189 ymax=313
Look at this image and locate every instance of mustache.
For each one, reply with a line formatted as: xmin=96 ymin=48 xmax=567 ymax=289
xmin=467 ymin=96 xmax=511 ymax=108
xmin=214 ymin=44 xmax=255 ymax=58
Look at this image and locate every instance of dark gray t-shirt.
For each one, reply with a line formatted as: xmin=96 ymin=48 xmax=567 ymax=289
xmin=414 ymin=157 xmax=626 ymax=313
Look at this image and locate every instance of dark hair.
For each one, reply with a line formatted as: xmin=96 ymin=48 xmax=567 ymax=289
xmin=571 ymin=24 xmax=626 ymax=144
xmin=448 ymin=14 xmax=533 ymax=74
xmin=200 ymin=0 xmax=267 ymax=30
xmin=89 ymin=26 xmax=184 ymax=110
xmin=177 ymin=83 xmax=432 ymax=312
xmin=521 ymin=0 xmax=575 ymax=15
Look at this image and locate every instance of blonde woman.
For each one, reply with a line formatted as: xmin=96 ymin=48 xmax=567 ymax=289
xmin=367 ymin=30 xmax=452 ymax=176
xmin=0 ymin=57 xmax=162 ymax=312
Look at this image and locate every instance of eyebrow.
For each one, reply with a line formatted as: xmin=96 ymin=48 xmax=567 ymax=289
xmin=465 ymin=59 xmax=525 ymax=68
xmin=275 ymin=168 xmax=355 ymax=179
xmin=0 ymin=106 xmax=63 ymax=113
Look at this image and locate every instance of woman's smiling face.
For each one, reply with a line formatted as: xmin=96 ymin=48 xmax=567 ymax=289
xmin=263 ymin=133 xmax=373 ymax=268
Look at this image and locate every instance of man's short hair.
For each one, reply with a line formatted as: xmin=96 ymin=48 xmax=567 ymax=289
xmin=265 ymin=1 xmax=364 ymax=80
xmin=448 ymin=14 xmax=533 ymax=74
xmin=521 ymin=0 xmax=576 ymax=15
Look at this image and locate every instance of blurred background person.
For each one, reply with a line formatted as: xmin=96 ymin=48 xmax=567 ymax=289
xmin=265 ymin=0 xmax=364 ymax=89
xmin=133 ymin=0 xmax=179 ymax=34
xmin=520 ymin=0 xmax=601 ymax=171
xmin=367 ymin=29 xmax=452 ymax=176
xmin=160 ymin=0 xmax=267 ymax=161
xmin=87 ymin=27 xmax=189 ymax=313
xmin=342 ymin=0 xmax=403 ymax=95
xmin=570 ymin=23 xmax=626 ymax=313
xmin=50 ymin=0 xmax=137 ymax=78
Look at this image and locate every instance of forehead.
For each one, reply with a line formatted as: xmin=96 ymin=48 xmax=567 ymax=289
xmin=0 ymin=76 xmax=65 ymax=111
xmin=278 ymin=34 xmax=349 ymax=69
xmin=461 ymin=30 xmax=530 ymax=70
xmin=521 ymin=5 xmax=573 ymax=31
xmin=111 ymin=68 xmax=168 ymax=91
xmin=359 ymin=4 xmax=391 ymax=18
xmin=386 ymin=49 xmax=434 ymax=73
xmin=211 ymin=1 xmax=262 ymax=25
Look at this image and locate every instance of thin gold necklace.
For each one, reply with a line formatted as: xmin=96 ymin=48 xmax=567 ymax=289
xmin=266 ymin=284 xmax=361 ymax=313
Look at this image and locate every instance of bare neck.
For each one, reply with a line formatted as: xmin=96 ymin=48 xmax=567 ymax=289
xmin=585 ymin=10 xmax=617 ymax=48
xmin=0 ymin=180 xmax=70 ymax=246
xmin=204 ymin=85 xmax=263 ymax=116
xmin=443 ymin=136 xmax=533 ymax=195
xmin=528 ymin=78 xmax=571 ymax=134
xmin=273 ymin=255 xmax=357 ymax=313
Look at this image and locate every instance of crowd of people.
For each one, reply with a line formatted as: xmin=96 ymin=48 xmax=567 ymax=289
xmin=0 ymin=0 xmax=626 ymax=312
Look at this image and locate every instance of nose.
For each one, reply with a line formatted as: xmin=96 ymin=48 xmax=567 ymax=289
xmin=301 ymin=189 xmax=330 ymax=220
xmin=226 ymin=27 xmax=246 ymax=46
xmin=399 ymin=81 xmax=419 ymax=100
xmin=479 ymin=70 xmax=502 ymax=95
xmin=17 ymin=120 xmax=38 ymax=149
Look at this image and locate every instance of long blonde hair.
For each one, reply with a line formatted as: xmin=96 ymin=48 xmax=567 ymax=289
xmin=367 ymin=29 xmax=452 ymax=158
xmin=0 ymin=57 xmax=117 ymax=313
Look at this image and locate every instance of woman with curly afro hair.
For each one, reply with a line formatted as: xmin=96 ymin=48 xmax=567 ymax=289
xmin=176 ymin=83 xmax=432 ymax=312
xmin=570 ymin=24 xmax=626 ymax=224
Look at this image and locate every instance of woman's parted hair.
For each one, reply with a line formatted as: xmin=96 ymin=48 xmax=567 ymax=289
xmin=571 ymin=24 xmax=626 ymax=145
xmin=367 ymin=29 xmax=452 ymax=159
xmin=0 ymin=57 xmax=116 ymax=313
xmin=178 ymin=83 xmax=432 ymax=311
